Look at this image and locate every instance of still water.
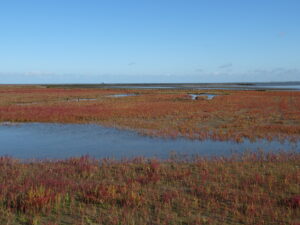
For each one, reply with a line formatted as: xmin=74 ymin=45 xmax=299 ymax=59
xmin=190 ymin=94 xmax=218 ymax=100
xmin=108 ymin=94 xmax=137 ymax=98
xmin=108 ymin=83 xmax=300 ymax=90
xmin=0 ymin=123 xmax=298 ymax=159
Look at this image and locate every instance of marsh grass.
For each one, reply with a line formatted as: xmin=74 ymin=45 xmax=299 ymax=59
xmin=0 ymin=152 xmax=299 ymax=224
xmin=0 ymin=86 xmax=299 ymax=143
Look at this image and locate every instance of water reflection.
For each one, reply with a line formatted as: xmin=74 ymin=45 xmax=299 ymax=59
xmin=107 ymin=94 xmax=137 ymax=98
xmin=190 ymin=94 xmax=218 ymax=100
xmin=0 ymin=123 xmax=298 ymax=159
xmin=107 ymin=84 xmax=300 ymax=91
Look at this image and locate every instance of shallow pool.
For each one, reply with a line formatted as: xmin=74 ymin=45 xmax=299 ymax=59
xmin=0 ymin=123 xmax=298 ymax=159
xmin=190 ymin=94 xmax=218 ymax=100
xmin=107 ymin=94 xmax=137 ymax=98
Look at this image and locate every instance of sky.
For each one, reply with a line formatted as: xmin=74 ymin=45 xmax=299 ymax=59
xmin=0 ymin=0 xmax=299 ymax=83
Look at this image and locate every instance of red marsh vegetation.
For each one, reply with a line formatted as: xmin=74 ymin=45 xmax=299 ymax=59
xmin=0 ymin=152 xmax=299 ymax=225
xmin=0 ymin=85 xmax=299 ymax=142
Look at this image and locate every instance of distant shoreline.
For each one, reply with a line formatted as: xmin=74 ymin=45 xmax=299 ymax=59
xmin=1 ymin=82 xmax=300 ymax=90
xmin=44 ymin=81 xmax=300 ymax=90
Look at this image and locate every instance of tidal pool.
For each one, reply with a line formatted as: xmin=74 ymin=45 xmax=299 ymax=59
xmin=190 ymin=94 xmax=218 ymax=100
xmin=108 ymin=94 xmax=137 ymax=98
xmin=0 ymin=123 xmax=298 ymax=159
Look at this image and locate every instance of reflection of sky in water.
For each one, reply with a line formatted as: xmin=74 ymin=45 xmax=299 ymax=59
xmin=0 ymin=123 xmax=298 ymax=159
xmin=108 ymin=84 xmax=300 ymax=90
xmin=255 ymin=85 xmax=300 ymax=90
xmin=110 ymin=86 xmax=174 ymax=89
xmin=190 ymin=94 xmax=217 ymax=100
xmin=108 ymin=94 xmax=137 ymax=97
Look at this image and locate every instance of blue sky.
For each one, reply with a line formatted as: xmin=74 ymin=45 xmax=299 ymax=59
xmin=0 ymin=0 xmax=299 ymax=83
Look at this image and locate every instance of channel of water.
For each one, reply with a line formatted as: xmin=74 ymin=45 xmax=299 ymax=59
xmin=0 ymin=123 xmax=298 ymax=159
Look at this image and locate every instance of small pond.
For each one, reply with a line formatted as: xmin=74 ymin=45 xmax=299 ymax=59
xmin=0 ymin=123 xmax=298 ymax=159
xmin=108 ymin=94 xmax=137 ymax=98
xmin=190 ymin=94 xmax=218 ymax=100
xmin=107 ymin=83 xmax=300 ymax=91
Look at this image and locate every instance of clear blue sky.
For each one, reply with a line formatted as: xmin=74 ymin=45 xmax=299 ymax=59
xmin=0 ymin=0 xmax=299 ymax=83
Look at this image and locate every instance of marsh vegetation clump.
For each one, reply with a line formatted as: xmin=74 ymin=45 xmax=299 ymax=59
xmin=0 ymin=152 xmax=299 ymax=224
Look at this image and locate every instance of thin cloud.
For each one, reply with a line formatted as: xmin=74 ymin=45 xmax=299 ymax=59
xmin=128 ymin=62 xmax=136 ymax=66
xmin=211 ymin=71 xmax=223 ymax=75
xmin=251 ymin=68 xmax=300 ymax=75
xmin=25 ymin=71 xmax=55 ymax=76
xmin=219 ymin=63 xmax=233 ymax=69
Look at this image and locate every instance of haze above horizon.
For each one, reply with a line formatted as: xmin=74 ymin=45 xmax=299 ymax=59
xmin=0 ymin=0 xmax=299 ymax=83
